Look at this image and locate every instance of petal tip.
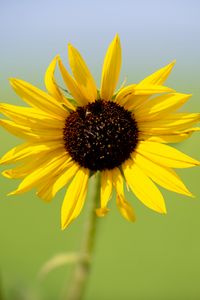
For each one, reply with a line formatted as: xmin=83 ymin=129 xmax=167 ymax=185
xmin=128 ymin=213 xmax=136 ymax=222
xmin=169 ymin=87 xmax=176 ymax=92
xmin=159 ymin=204 xmax=167 ymax=214
xmin=9 ymin=78 xmax=22 ymax=89
xmin=182 ymin=93 xmax=192 ymax=100
xmin=0 ymin=159 xmax=4 ymax=165
xmin=61 ymin=223 xmax=66 ymax=231
xmin=61 ymin=218 xmax=72 ymax=230
xmin=68 ymin=43 xmax=73 ymax=52
xmin=57 ymin=56 xmax=62 ymax=63
xmin=9 ymin=78 xmax=16 ymax=85
xmin=171 ymin=59 xmax=176 ymax=65
xmin=183 ymin=188 xmax=196 ymax=198
xmin=7 ymin=190 xmax=17 ymax=196
xmin=2 ymin=170 xmax=11 ymax=178
xmin=54 ymin=54 xmax=60 ymax=61
xmin=61 ymin=217 xmax=68 ymax=230
xmin=114 ymin=33 xmax=120 ymax=42
xmin=96 ymin=207 xmax=109 ymax=217
xmin=192 ymin=158 xmax=200 ymax=166
xmin=190 ymin=193 xmax=195 ymax=199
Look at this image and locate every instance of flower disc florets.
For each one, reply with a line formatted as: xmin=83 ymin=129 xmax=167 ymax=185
xmin=63 ymin=100 xmax=139 ymax=171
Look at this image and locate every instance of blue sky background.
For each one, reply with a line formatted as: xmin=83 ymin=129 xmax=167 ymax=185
xmin=1 ymin=0 xmax=200 ymax=86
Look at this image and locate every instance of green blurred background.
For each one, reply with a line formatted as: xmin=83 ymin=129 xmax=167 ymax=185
xmin=0 ymin=0 xmax=200 ymax=299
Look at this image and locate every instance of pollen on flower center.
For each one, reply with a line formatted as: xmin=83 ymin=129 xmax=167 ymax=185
xmin=63 ymin=100 xmax=139 ymax=171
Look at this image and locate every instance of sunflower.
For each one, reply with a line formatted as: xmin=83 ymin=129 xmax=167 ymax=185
xmin=0 ymin=34 xmax=200 ymax=229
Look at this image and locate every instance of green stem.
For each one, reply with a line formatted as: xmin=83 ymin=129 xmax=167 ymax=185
xmin=0 ymin=274 xmax=4 ymax=300
xmin=66 ymin=172 xmax=100 ymax=300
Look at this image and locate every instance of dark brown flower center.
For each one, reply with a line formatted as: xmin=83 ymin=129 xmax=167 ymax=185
xmin=63 ymin=100 xmax=139 ymax=171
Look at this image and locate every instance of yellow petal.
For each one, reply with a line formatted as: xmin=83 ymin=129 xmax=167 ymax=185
xmin=137 ymin=141 xmax=200 ymax=168
xmin=3 ymin=166 xmax=30 ymax=179
xmin=61 ymin=168 xmax=89 ymax=229
xmin=10 ymin=78 xmax=66 ymax=119
xmin=58 ymin=58 xmax=88 ymax=105
xmin=133 ymin=84 xmax=174 ymax=95
xmin=0 ymin=142 xmax=64 ymax=165
xmin=68 ymin=44 xmax=97 ymax=102
xmin=139 ymin=113 xmax=200 ymax=132
xmin=51 ymin=163 xmax=79 ymax=199
xmin=0 ymin=103 xmax=65 ymax=129
xmin=134 ymin=153 xmax=193 ymax=197
xmin=116 ymin=92 xmax=150 ymax=113
xmin=115 ymin=84 xmax=136 ymax=105
xmin=116 ymin=195 xmax=136 ymax=222
xmin=0 ymin=143 xmax=30 ymax=165
xmin=9 ymin=152 xmax=68 ymax=195
xmin=45 ymin=56 xmax=62 ymax=99
xmin=112 ymin=168 xmax=135 ymax=222
xmin=139 ymin=60 xmax=176 ymax=85
xmin=140 ymin=128 xmax=194 ymax=136
xmin=124 ymin=95 xmax=149 ymax=111
xmin=96 ymin=207 xmax=109 ymax=217
xmin=123 ymin=158 xmax=167 ymax=214
xmin=36 ymin=175 xmax=58 ymax=202
xmin=37 ymin=161 xmax=78 ymax=202
xmin=45 ymin=56 xmax=75 ymax=110
xmin=116 ymin=84 xmax=174 ymax=112
xmin=0 ymin=119 xmax=41 ymax=140
xmin=135 ymin=93 xmax=191 ymax=122
xmin=96 ymin=170 xmax=112 ymax=217
xmin=3 ymin=149 xmax=69 ymax=180
xmin=116 ymin=61 xmax=175 ymax=111
xmin=115 ymin=84 xmax=151 ymax=112
xmin=100 ymin=34 xmax=122 ymax=100
xmin=0 ymin=119 xmax=63 ymax=141
xmin=123 ymin=84 xmax=175 ymax=112
xmin=140 ymin=128 xmax=200 ymax=143
xmin=114 ymin=76 xmax=127 ymax=96
xmin=2 ymin=154 xmax=49 ymax=179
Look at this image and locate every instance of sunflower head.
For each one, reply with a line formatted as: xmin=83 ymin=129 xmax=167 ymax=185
xmin=0 ymin=34 xmax=199 ymax=230
xmin=63 ymin=99 xmax=139 ymax=171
